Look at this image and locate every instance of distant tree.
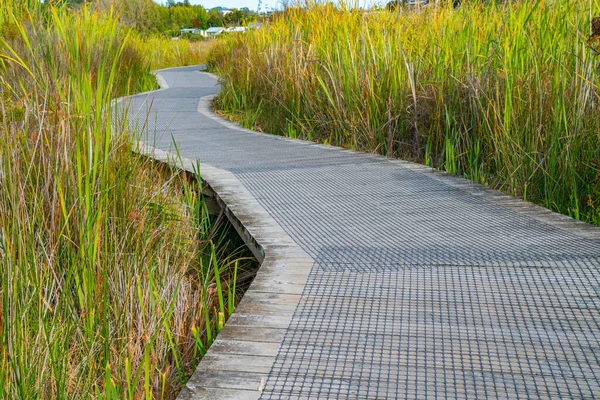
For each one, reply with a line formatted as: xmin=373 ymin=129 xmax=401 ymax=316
xmin=386 ymin=1 xmax=399 ymax=11
xmin=171 ymin=5 xmax=194 ymax=28
xmin=193 ymin=5 xmax=210 ymax=28
xmin=207 ymin=10 xmax=224 ymax=27
xmin=94 ymin=0 xmax=163 ymax=33
xmin=71 ymin=0 xmax=213 ymax=35
xmin=224 ymin=9 xmax=245 ymax=25
xmin=168 ymin=0 xmax=193 ymax=7
xmin=240 ymin=7 xmax=257 ymax=17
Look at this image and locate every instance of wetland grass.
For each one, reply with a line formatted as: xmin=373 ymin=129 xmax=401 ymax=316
xmin=210 ymin=0 xmax=600 ymax=225
xmin=0 ymin=2 xmax=247 ymax=398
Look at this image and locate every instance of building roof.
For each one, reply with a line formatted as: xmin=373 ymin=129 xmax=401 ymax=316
xmin=226 ymin=27 xmax=247 ymax=33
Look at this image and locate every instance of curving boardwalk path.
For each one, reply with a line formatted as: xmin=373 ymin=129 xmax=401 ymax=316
xmin=123 ymin=66 xmax=600 ymax=399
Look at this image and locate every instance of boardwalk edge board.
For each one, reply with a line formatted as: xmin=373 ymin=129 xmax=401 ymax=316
xmin=134 ymin=141 xmax=314 ymax=400
xmin=118 ymin=68 xmax=315 ymax=399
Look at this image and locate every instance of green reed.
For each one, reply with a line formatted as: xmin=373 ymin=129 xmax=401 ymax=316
xmin=1 ymin=2 xmax=243 ymax=398
xmin=210 ymin=0 xmax=600 ymax=225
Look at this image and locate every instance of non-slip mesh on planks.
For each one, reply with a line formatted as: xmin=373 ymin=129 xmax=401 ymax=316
xmin=121 ymin=68 xmax=600 ymax=399
xmin=261 ymin=262 xmax=600 ymax=399
xmin=232 ymin=165 xmax=600 ymax=265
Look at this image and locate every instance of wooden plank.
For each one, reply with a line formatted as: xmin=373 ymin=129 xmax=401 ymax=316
xmin=218 ymin=326 xmax=287 ymax=343
xmin=196 ymin=354 xmax=276 ymax=374
xmin=248 ymin=281 xmax=305 ymax=295
xmin=240 ymin=291 xmax=302 ymax=306
xmin=234 ymin=300 xmax=297 ymax=315
xmin=209 ymin=339 xmax=281 ymax=357
xmin=184 ymin=370 xmax=267 ymax=391
xmin=178 ymin=387 xmax=260 ymax=400
xmin=226 ymin=314 xmax=292 ymax=329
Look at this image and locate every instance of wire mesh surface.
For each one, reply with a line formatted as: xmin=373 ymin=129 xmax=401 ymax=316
xmin=121 ymin=66 xmax=600 ymax=399
xmin=262 ymin=263 xmax=600 ymax=399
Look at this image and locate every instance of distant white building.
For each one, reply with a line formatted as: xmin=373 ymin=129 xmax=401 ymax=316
xmin=180 ymin=28 xmax=202 ymax=35
xmin=205 ymin=27 xmax=226 ymax=36
xmin=225 ymin=26 xmax=247 ymax=33
xmin=179 ymin=26 xmax=249 ymax=39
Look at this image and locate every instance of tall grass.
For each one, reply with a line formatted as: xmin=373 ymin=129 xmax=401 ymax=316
xmin=1 ymin=2 xmax=244 ymax=398
xmin=210 ymin=0 xmax=600 ymax=225
xmin=133 ymin=36 xmax=217 ymax=71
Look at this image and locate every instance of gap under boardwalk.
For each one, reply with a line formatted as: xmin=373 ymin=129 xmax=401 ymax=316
xmin=122 ymin=65 xmax=600 ymax=399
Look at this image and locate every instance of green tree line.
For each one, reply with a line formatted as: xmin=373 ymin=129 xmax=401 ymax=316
xmin=64 ymin=0 xmax=257 ymax=36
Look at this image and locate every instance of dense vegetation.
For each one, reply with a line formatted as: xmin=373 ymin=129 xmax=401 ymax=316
xmin=210 ymin=0 xmax=600 ymax=226
xmin=0 ymin=2 xmax=248 ymax=398
xmin=67 ymin=0 xmax=258 ymax=36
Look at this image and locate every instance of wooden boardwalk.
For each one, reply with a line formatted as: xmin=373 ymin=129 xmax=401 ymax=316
xmin=123 ymin=66 xmax=600 ymax=399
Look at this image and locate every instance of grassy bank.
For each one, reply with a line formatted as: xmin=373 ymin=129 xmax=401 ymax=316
xmin=210 ymin=0 xmax=600 ymax=225
xmin=132 ymin=35 xmax=217 ymax=72
xmin=0 ymin=3 xmax=247 ymax=399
